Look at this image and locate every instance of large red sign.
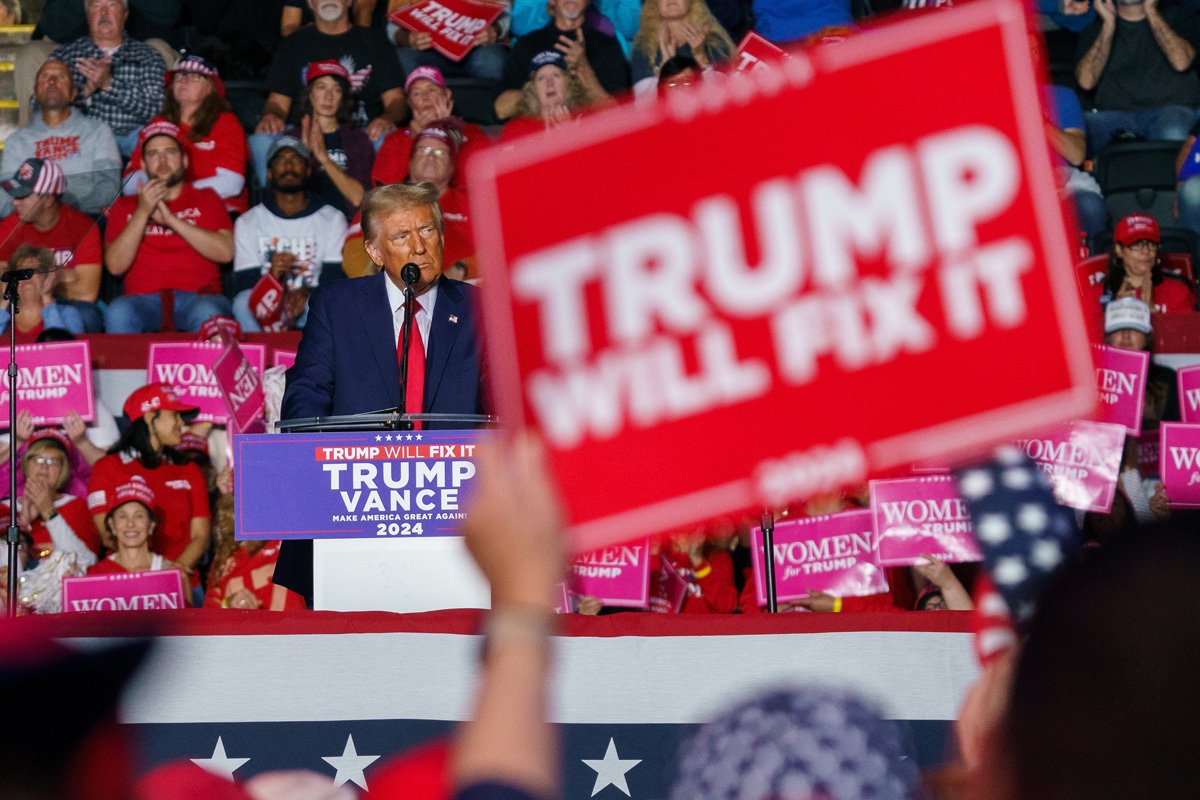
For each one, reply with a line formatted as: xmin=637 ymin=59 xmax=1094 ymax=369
xmin=388 ymin=0 xmax=506 ymax=62
xmin=469 ymin=0 xmax=1095 ymax=552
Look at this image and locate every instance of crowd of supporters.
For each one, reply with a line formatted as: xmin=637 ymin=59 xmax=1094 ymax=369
xmin=0 ymin=0 xmax=1197 ymax=615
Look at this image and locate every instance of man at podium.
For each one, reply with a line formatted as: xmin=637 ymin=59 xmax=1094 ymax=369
xmin=275 ymin=182 xmax=487 ymax=604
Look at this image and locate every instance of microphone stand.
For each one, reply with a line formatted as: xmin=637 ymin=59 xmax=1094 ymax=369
xmin=761 ymin=510 xmax=778 ymax=613
xmin=4 ymin=267 xmax=33 ymax=617
xmin=394 ymin=263 xmax=421 ymax=433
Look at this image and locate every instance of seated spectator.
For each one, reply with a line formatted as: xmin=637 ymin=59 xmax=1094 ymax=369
xmin=124 ymin=55 xmax=249 ymax=216
xmin=103 ymin=120 xmax=235 ymax=333
xmin=407 ymin=122 xmax=474 ymax=267
xmin=373 ymin=66 xmax=490 ymax=191
xmin=501 ymin=51 xmax=591 ymax=140
xmin=494 ymin=0 xmax=628 ymax=121
xmin=0 ymin=244 xmax=85 ymax=340
xmin=0 ymin=429 xmax=101 ymax=567
xmin=1172 ymin=121 xmax=1200 ymax=236
xmin=0 ymin=0 xmax=18 ymax=25
xmin=232 ymin=136 xmax=349 ymax=332
xmin=1044 ymin=83 xmax=1107 ymax=238
xmin=751 ymin=0 xmax=851 ymax=49
xmin=1075 ymin=0 xmax=1200 ymax=153
xmin=87 ymin=478 xmax=185 ymax=583
xmin=0 ymin=406 xmax=115 ymax=502
xmin=910 ymin=555 xmax=974 ymax=610
xmin=45 ymin=0 xmax=168 ymax=158
xmin=386 ymin=0 xmax=509 ymax=81
xmin=649 ymin=530 xmax=738 ymax=613
xmin=1085 ymin=298 xmax=1172 ymax=542
xmin=1092 ymin=213 xmax=1196 ymax=313
xmin=631 ymin=0 xmax=735 ymax=97
xmin=206 ymin=495 xmax=305 ymax=610
xmin=512 ymin=0 xmax=641 ymax=57
xmin=286 ymin=61 xmax=374 ymax=219
xmin=0 ymin=58 xmax=121 ymax=219
xmin=0 ymin=160 xmax=103 ymax=332
xmin=87 ymin=382 xmax=211 ymax=585
xmin=657 ymin=54 xmax=702 ymax=92
xmin=251 ymin=0 xmax=406 ymax=189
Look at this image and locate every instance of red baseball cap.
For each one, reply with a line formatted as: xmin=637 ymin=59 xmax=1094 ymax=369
xmin=138 ymin=118 xmax=185 ymax=153
xmin=305 ymin=59 xmax=351 ymax=85
xmin=122 ymin=382 xmax=199 ymax=422
xmin=109 ymin=477 xmax=157 ymax=515
xmin=26 ymin=428 xmax=72 ymax=454
xmin=1113 ymin=213 xmax=1160 ymax=246
xmin=198 ymin=315 xmax=242 ymax=342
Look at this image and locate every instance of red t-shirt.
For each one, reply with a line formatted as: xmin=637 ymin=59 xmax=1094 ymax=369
xmin=86 ymin=452 xmax=211 ymax=563
xmin=372 ymin=122 xmax=489 ymax=190
xmin=439 ymin=187 xmax=474 ymax=267
xmin=205 ymin=541 xmax=306 ymax=611
xmin=0 ymin=494 xmax=101 ymax=557
xmin=1088 ymin=272 xmax=1197 ymax=314
xmin=0 ymin=205 xmax=102 ymax=269
xmin=104 ymin=184 xmax=231 ymax=295
xmin=125 ymin=113 xmax=249 ymax=214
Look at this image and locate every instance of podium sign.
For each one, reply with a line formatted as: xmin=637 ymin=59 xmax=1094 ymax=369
xmin=235 ymin=430 xmax=489 ymax=540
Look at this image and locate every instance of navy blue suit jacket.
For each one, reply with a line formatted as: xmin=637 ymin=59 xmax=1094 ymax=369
xmin=276 ymin=272 xmax=486 ymax=602
xmin=281 ymin=272 xmax=485 ymax=421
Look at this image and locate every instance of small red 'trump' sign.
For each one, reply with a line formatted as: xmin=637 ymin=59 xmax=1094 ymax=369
xmin=470 ymin=0 xmax=1095 ymax=552
xmin=388 ymin=0 xmax=506 ymax=62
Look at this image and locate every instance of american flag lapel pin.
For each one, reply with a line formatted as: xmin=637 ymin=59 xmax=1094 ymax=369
xmin=449 ymin=315 xmax=459 ymax=324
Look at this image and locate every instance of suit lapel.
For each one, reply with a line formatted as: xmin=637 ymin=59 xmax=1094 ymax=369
xmin=424 ymin=276 xmax=463 ymax=408
xmin=357 ymin=272 xmax=400 ymax=407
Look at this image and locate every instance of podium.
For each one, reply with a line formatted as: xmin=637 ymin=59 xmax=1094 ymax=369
xmin=242 ymin=411 xmax=495 ymax=613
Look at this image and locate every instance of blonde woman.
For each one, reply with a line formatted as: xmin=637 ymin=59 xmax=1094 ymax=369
xmin=631 ymin=0 xmax=734 ymax=96
xmin=501 ymin=51 xmax=592 ymax=141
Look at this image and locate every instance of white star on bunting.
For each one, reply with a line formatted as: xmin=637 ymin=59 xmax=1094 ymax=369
xmin=322 ymin=734 xmax=381 ymax=790
xmin=191 ymin=737 xmax=250 ymax=781
xmin=583 ymin=738 xmax=641 ymax=797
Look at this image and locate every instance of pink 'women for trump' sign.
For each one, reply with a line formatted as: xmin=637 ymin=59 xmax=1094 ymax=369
xmin=273 ymin=350 xmax=297 ymax=370
xmin=1092 ymin=344 xmax=1148 ymax=435
xmin=61 ymin=568 xmax=186 ymax=612
xmin=1159 ymin=423 xmax=1200 ymax=509
xmin=749 ymin=509 xmax=888 ymax=606
xmin=871 ymin=476 xmax=981 ymax=567
xmin=0 ymin=341 xmax=94 ymax=427
xmin=214 ymin=340 xmax=266 ymax=434
xmin=147 ymin=342 xmax=266 ymax=424
xmin=567 ymin=537 xmax=651 ymax=608
xmin=1015 ymin=420 xmax=1125 ymax=512
xmin=1178 ymin=365 xmax=1200 ymax=423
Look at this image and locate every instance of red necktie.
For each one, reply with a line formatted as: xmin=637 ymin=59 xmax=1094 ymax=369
xmin=398 ymin=297 xmax=425 ymax=427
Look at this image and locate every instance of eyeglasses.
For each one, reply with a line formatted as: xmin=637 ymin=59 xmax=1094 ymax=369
xmin=1126 ymin=240 xmax=1159 ymax=252
xmin=28 ymin=456 xmax=63 ymax=466
xmin=414 ymin=146 xmax=449 ymax=159
xmin=173 ymin=72 xmax=208 ymax=83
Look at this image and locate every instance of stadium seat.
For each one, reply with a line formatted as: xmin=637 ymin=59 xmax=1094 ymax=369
xmin=1093 ymin=139 xmax=1185 ymax=229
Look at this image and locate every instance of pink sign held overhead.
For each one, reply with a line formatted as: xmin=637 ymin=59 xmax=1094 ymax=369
xmin=735 ymin=32 xmax=788 ymax=72
xmin=1159 ymin=423 xmax=1200 ymax=509
xmin=214 ymin=340 xmax=267 ymax=434
xmin=1015 ymin=420 xmax=1125 ymax=512
xmin=470 ymin=0 xmax=1097 ymax=554
xmin=61 ymin=568 xmax=186 ymax=612
xmin=147 ymin=342 xmax=266 ymax=424
xmin=0 ymin=341 xmax=94 ymax=427
xmin=273 ymin=350 xmax=297 ymax=370
xmin=1178 ymin=365 xmax=1200 ymax=423
xmin=1092 ymin=344 xmax=1148 ymax=435
xmin=567 ymin=537 xmax=651 ymax=608
xmin=871 ymin=476 xmax=981 ymax=567
xmin=748 ymin=509 xmax=888 ymax=607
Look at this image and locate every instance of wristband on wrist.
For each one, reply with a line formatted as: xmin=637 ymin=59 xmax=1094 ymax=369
xmin=479 ymin=606 xmax=556 ymax=662
xmin=693 ymin=563 xmax=712 ymax=580
xmin=832 ymin=596 xmax=843 ymax=613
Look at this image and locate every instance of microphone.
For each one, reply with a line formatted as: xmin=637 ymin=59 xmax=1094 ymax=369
xmin=401 ymin=263 xmax=420 ymax=286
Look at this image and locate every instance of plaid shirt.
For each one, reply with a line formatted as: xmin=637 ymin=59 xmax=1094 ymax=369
xmin=49 ymin=34 xmax=164 ymax=136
